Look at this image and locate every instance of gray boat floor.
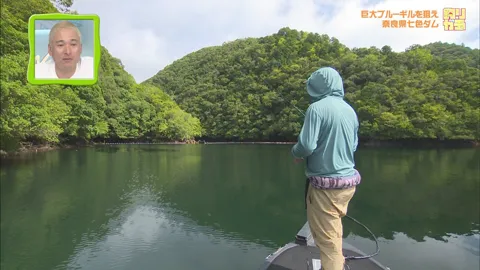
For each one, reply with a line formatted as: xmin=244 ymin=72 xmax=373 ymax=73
xmin=266 ymin=245 xmax=384 ymax=270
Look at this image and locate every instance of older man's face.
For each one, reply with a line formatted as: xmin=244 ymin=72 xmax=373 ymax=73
xmin=48 ymin=27 xmax=82 ymax=71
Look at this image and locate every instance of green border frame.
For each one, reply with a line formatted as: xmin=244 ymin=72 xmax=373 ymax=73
xmin=27 ymin=13 xmax=101 ymax=85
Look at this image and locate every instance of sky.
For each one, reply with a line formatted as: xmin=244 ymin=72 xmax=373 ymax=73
xmin=71 ymin=0 xmax=479 ymax=83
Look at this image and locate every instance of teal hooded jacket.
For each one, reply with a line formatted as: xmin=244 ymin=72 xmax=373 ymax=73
xmin=291 ymin=67 xmax=359 ymax=177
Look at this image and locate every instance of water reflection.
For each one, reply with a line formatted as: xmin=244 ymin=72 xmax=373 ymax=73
xmin=94 ymin=145 xmax=121 ymax=153
xmin=345 ymin=148 xmax=479 ymax=243
xmin=345 ymin=233 xmax=480 ymax=270
xmin=61 ymin=184 xmax=271 ymax=270
xmin=0 ymin=145 xmax=478 ymax=270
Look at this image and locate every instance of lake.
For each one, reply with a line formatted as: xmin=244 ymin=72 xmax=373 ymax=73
xmin=1 ymin=144 xmax=479 ymax=270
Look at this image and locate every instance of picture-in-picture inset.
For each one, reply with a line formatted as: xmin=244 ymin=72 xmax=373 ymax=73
xmin=27 ymin=13 xmax=100 ymax=85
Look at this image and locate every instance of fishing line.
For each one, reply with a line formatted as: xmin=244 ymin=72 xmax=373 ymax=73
xmin=343 ymin=214 xmax=380 ymax=261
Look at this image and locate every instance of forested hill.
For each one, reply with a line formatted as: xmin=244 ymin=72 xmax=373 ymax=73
xmin=145 ymin=28 xmax=479 ymax=142
xmin=0 ymin=0 xmax=202 ymax=152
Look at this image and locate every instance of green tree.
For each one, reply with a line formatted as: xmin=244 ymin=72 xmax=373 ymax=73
xmin=145 ymin=28 xmax=479 ymax=142
xmin=0 ymin=0 xmax=202 ymax=152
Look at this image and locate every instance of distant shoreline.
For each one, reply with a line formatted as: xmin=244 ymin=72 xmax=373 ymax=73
xmin=1 ymin=138 xmax=477 ymax=158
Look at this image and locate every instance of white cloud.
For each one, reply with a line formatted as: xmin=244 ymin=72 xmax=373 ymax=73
xmin=72 ymin=0 xmax=479 ymax=83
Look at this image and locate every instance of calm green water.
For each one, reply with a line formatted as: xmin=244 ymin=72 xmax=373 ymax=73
xmin=1 ymin=145 xmax=479 ymax=270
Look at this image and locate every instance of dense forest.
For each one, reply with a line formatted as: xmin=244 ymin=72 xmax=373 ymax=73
xmin=145 ymin=29 xmax=479 ymax=142
xmin=0 ymin=0 xmax=202 ymax=152
xmin=1 ymin=0 xmax=479 ymax=153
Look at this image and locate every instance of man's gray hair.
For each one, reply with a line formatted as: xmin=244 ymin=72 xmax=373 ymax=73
xmin=48 ymin=20 xmax=82 ymax=44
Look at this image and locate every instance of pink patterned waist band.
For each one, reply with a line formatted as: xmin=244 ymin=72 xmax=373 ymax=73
xmin=309 ymin=170 xmax=361 ymax=190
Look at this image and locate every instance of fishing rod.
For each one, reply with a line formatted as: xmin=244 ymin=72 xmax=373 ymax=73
xmin=292 ymin=104 xmax=305 ymax=116
xmin=273 ymin=90 xmax=305 ymax=116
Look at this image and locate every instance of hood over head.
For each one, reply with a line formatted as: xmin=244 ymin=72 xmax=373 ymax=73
xmin=306 ymin=67 xmax=344 ymax=102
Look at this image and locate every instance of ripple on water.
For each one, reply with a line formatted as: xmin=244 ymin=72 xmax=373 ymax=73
xmin=61 ymin=204 xmax=172 ymax=269
xmin=59 ymin=185 xmax=272 ymax=270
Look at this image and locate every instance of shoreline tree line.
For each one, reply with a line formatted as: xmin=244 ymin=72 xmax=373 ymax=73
xmin=1 ymin=0 xmax=479 ymax=153
xmin=1 ymin=0 xmax=202 ymax=152
xmin=145 ymin=28 xmax=479 ymax=143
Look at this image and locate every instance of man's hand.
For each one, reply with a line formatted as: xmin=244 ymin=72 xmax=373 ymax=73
xmin=293 ymin=158 xmax=303 ymax=164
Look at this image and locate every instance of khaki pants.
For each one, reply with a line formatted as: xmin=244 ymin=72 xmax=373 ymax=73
xmin=306 ymin=183 xmax=356 ymax=270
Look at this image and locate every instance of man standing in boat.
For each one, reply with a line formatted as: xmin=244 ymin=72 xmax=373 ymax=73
xmin=291 ymin=67 xmax=361 ymax=270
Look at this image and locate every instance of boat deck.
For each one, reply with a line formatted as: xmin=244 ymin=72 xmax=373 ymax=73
xmin=263 ymin=222 xmax=389 ymax=270
xmin=265 ymin=245 xmax=386 ymax=270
